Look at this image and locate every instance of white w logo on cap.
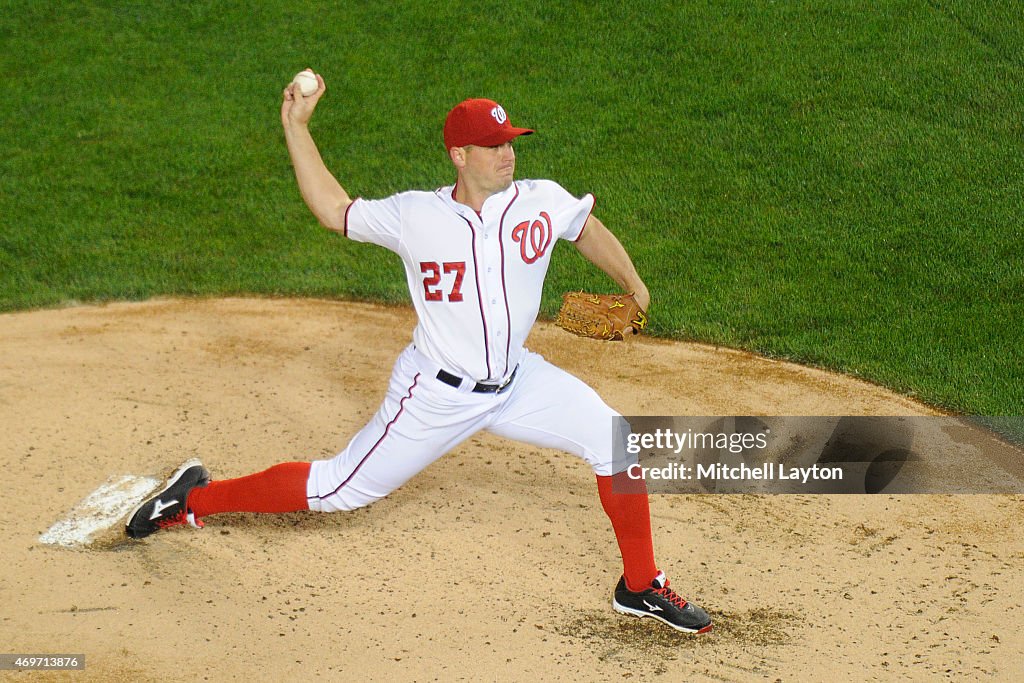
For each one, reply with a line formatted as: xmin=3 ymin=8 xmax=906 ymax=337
xmin=490 ymin=105 xmax=508 ymax=124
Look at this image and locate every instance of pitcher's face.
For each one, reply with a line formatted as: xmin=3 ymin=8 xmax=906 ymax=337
xmin=461 ymin=141 xmax=516 ymax=194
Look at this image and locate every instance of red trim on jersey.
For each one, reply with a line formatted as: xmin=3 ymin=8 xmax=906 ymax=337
xmin=343 ymin=200 xmax=357 ymax=238
xmin=496 ymin=185 xmax=520 ymax=376
xmin=572 ymin=195 xmax=597 ymax=242
xmin=461 ymin=215 xmax=492 ymax=378
xmin=311 ymin=373 xmax=421 ymax=502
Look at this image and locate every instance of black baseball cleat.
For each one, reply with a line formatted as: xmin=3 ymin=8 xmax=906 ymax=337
xmin=125 ymin=459 xmax=210 ymax=539
xmin=612 ymin=572 xmax=713 ymax=634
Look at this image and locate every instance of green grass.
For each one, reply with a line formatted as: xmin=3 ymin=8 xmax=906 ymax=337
xmin=1 ymin=1 xmax=1021 ymax=414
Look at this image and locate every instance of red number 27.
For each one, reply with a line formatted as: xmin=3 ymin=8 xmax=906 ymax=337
xmin=420 ymin=261 xmax=466 ymax=302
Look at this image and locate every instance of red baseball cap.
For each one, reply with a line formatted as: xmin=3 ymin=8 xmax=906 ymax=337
xmin=443 ymin=98 xmax=534 ymax=149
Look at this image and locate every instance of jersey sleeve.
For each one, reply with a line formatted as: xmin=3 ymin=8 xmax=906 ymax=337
xmin=343 ymin=195 xmax=404 ymax=252
xmin=539 ymin=180 xmax=595 ymax=242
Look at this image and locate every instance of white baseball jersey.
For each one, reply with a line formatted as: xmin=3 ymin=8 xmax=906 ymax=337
xmin=344 ymin=179 xmax=595 ymax=381
xmin=307 ymin=178 xmax=623 ymax=512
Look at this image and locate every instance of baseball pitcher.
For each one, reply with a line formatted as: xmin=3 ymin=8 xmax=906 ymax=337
xmin=126 ymin=70 xmax=712 ymax=635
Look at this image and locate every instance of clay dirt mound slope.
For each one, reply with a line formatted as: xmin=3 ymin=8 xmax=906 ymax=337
xmin=1 ymin=298 xmax=1021 ymax=682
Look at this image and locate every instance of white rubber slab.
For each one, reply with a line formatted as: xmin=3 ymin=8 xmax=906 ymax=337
xmin=39 ymin=474 xmax=161 ymax=548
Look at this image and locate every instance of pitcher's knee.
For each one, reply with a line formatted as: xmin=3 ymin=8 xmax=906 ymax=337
xmin=306 ymin=459 xmax=394 ymax=512
xmin=306 ymin=487 xmax=382 ymax=513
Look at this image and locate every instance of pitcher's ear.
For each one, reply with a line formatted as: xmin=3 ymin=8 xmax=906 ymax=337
xmin=448 ymin=146 xmax=467 ymax=168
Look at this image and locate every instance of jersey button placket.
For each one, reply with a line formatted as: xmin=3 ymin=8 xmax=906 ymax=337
xmin=479 ymin=219 xmax=508 ymax=382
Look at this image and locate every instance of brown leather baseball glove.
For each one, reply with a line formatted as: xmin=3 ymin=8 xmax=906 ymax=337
xmin=555 ymin=292 xmax=648 ymax=341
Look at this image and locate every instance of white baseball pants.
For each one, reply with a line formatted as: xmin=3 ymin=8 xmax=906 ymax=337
xmin=307 ymin=344 xmax=621 ymax=512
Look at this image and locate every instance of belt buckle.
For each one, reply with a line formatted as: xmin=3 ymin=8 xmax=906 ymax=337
xmin=457 ymin=366 xmax=519 ymax=394
xmin=495 ymin=366 xmax=518 ymax=394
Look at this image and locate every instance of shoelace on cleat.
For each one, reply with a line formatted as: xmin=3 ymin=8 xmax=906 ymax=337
xmin=155 ymin=510 xmax=188 ymax=529
xmin=653 ymin=585 xmax=689 ymax=610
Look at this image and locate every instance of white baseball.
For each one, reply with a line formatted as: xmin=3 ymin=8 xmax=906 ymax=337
xmin=292 ymin=70 xmax=318 ymax=97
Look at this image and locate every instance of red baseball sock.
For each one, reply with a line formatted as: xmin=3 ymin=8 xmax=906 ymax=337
xmin=596 ymin=472 xmax=659 ymax=592
xmin=187 ymin=462 xmax=311 ymax=518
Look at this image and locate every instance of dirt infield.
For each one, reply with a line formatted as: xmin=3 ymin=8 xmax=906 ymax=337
xmin=2 ymin=298 xmax=1021 ymax=681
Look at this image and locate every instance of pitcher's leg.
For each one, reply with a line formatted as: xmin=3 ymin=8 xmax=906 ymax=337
xmin=488 ymin=351 xmax=622 ymax=475
xmin=307 ymin=370 xmax=434 ymax=511
xmin=308 ymin=353 xmax=490 ymax=512
xmin=489 ymin=351 xmax=657 ymax=589
xmin=152 ymin=350 xmax=483 ymax=534
xmin=186 ymin=351 xmax=438 ymax=520
xmin=188 ymin=462 xmax=311 ymax=517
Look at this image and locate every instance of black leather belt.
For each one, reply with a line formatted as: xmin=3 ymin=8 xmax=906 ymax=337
xmin=436 ymin=366 xmax=518 ymax=394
